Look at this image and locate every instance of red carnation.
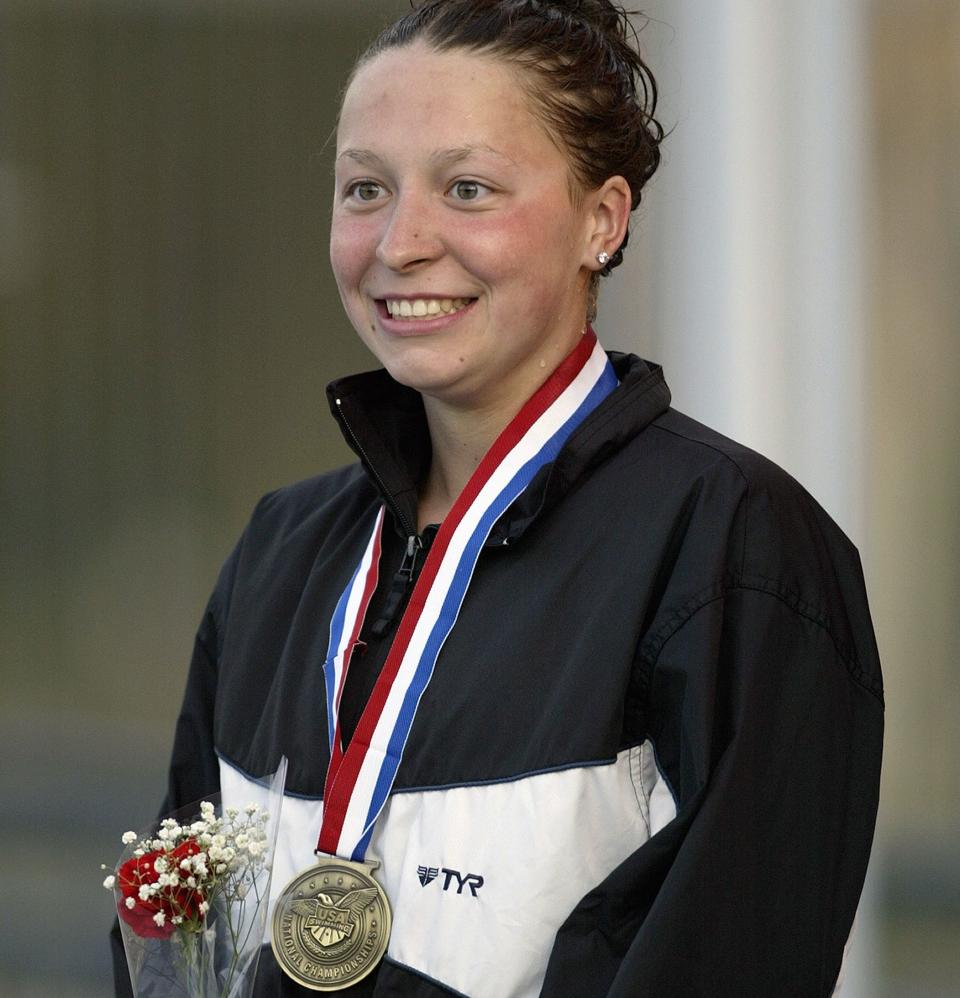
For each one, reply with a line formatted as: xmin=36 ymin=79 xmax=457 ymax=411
xmin=116 ymin=840 xmax=206 ymax=939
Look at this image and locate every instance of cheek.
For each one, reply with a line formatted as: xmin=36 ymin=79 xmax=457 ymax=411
xmin=464 ymin=202 xmax=580 ymax=306
xmin=452 ymin=203 xmax=555 ymax=286
xmin=329 ymin=216 xmax=376 ymax=292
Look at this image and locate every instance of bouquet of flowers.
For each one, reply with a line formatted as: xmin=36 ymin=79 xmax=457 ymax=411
xmin=104 ymin=759 xmax=287 ymax=997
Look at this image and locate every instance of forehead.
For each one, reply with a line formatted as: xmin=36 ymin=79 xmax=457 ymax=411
xmin=337 ymin=42 xmax=555 ymax=161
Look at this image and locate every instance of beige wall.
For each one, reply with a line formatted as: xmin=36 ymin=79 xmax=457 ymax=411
xmin=865 ymin=6 xmax=960 ymax=991
xmin=0 ymin=5 xmax=395 ymax=993
xmin=867 ymin=0 xmax=960 ymax=841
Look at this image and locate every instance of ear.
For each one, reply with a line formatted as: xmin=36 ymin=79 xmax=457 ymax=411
xmin=581 ymin=175 xmax=632 ymax=271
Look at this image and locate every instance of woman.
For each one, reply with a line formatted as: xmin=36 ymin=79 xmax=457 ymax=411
xmin=114 ymin=1 xmax=883 ymax=995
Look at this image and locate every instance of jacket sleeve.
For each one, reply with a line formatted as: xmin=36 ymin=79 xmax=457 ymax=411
xmin=110 ymin=597 xmax=224 ymax=996
xmin=542 ymin=576 xmax=884 ymax=998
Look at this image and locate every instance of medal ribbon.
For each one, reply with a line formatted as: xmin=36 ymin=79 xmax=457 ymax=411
xmin=319 ymin=331 xmax=617 ymax=861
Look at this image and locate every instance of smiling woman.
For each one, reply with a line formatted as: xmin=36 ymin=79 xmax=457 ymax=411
xmin=330 ymin=41 xmax=633 ymax=522
xmin=114 ymin=2 xmax=883 ymax=997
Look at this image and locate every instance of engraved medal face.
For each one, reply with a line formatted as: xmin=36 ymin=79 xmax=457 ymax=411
xmin=271 ymin=859 xmax=391 ymax=991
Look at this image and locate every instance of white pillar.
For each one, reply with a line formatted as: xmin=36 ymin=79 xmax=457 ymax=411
xmin=604 ymin=0 xmax=868 ymax=541
xmin=601 ymin=3 xmax=876 ymax=994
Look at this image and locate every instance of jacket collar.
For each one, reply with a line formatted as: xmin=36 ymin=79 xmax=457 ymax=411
xmin=326 ymin=351 xmax=672 ymax=543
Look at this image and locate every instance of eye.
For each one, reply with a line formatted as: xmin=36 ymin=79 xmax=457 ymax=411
xmin=448 ymin=179 xmax=491 ymax=203
xmin=345 ymin=180 xmax=386 ymax=203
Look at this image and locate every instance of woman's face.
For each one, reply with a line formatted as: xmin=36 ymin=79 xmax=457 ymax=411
xmin=331 ymin=42 xmax=601 ymax=413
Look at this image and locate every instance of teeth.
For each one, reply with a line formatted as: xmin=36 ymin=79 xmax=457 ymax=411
xmin=385 ymin=297 xmax=471 ymax=320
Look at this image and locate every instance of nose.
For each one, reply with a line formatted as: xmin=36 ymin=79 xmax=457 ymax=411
xmin=375 ymin=190 xmax=441 ymax=272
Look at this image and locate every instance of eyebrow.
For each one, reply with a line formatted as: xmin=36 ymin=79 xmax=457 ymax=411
xmin=336 ymin=144 xmax=516 ymax=168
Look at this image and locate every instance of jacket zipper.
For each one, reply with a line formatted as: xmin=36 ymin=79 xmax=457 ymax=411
xmin=335 ymin=397 xmax=425 ymax=637
xmin=369 ymin=534 xmax=424 ymax=637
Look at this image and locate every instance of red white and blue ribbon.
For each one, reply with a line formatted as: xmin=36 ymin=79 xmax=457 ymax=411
xmin=319 ymin=331 xmax=617 ymax=861
xmin=322 ymin=506 xmax=385 ymax=781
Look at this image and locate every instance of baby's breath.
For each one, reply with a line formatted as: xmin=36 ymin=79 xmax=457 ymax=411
xmin=103 ymin=801 xmax=272 ymax=943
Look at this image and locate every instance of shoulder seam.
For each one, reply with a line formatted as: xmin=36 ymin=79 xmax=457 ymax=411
xmin=638 ymin=579 xmax=884 ymax=706
xmin=649 ymin=421 xmax=754 ymax=576
xmin=649 ymin=420 xmax=752 ymax=485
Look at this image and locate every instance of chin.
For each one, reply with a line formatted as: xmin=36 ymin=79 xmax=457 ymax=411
xmin=382 ymin=362 xmax=468 ymax=400
xmin=368 ymin=337 xmax=475 ymax=396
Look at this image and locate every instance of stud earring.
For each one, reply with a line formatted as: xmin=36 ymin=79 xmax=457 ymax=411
xmin=596 ymin=251 xmax=610 ymax=267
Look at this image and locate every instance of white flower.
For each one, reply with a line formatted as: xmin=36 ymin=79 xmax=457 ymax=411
xmin=245 ymin=803 xmax=258 ymax=815
xmin=247 ymin=841 xmax=264 ymax=857
xmin=172 ymin=915 xmax=183 ymax=925
xmin=121 ymin=831 xmax=137 ymax=845
xmin=133 ymin=848 xmax=145 ymax=858
xmin=125 ymin=897 xmax=136 ymax=910
xmin=225 ymin=807 xmax=238 ymax=819
xmin=158 ymin=819 xmax=183 ymax=837
xmin=139 ymin=884 xmax=153 ymax=901
xmin=199 ymin=901 xmax=210 ymax=915
xmin=153 ymin=857 xmax=169 ymax=875
xmin=102 ymin=875 xmax=116 ymax=890
xmin=153 ymin=911 xmax=166 ymax=928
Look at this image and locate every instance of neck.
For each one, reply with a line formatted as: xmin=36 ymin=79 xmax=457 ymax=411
xmin=415 ymin=324 xmax=592 ymax=530
xmin=417 ymin=398 xmax=512 ymax=530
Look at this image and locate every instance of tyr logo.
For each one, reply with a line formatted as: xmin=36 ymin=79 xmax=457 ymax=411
xmin=441 ymin=867 xmax=484 ymax=897
xmin=417 ymin=866 xmax=438 ymax=887
xmin=416 ymin=864 xmax=485 ymax=897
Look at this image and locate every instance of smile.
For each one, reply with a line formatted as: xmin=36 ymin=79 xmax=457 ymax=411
xmin=383 ymin=297 xmax=474 ymax=320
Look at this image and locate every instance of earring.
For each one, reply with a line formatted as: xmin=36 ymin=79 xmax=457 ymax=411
xmin=596 ymin=251 xmax=610 ymax=267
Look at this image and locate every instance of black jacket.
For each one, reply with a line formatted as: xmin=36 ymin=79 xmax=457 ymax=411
xmin=113 ymin=351 xmax=883 ymax=997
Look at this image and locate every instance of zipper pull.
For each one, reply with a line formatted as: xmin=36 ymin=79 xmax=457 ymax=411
xmin=399 ymin=534 xmax=422 ymax=579
xmin=369 ymin=535 xmax=422 ymax=637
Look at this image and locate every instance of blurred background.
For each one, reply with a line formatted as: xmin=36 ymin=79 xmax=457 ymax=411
xmin=0 ymin=0 xmax=957 ymax=994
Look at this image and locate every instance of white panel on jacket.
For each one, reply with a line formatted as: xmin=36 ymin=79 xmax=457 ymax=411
xmin=220 ymin=744 xmax=678 ymax=997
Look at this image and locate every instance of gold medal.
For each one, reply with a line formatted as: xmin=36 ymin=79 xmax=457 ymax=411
xmin=271 ymin=856 xmax=391 ymax=991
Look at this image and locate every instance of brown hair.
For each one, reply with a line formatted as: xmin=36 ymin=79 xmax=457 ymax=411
xmin=353 ymin=0 xmax=664 ymax=287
